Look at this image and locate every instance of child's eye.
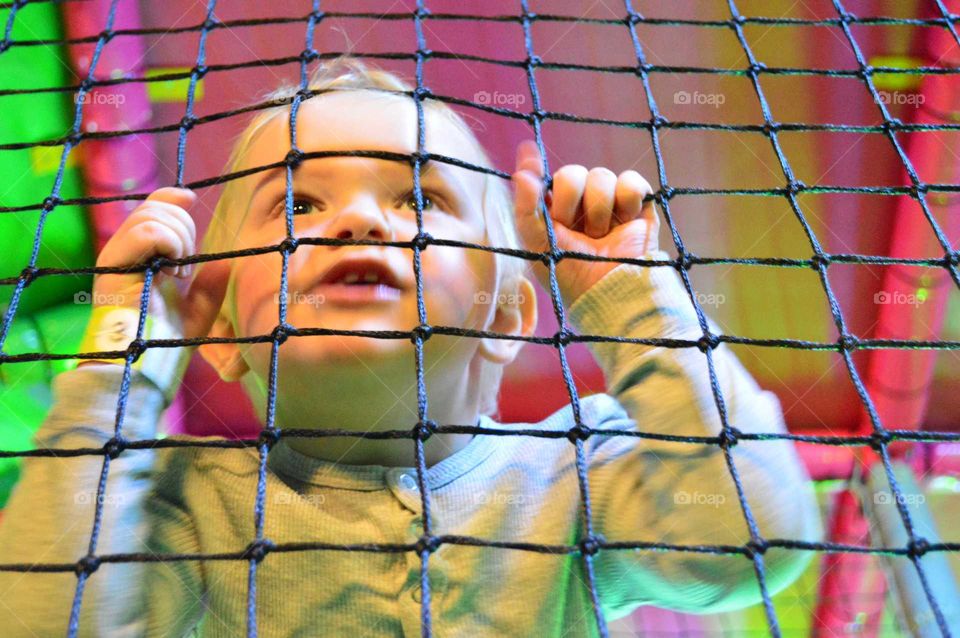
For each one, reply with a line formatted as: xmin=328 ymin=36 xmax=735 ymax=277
xmin=402 ymin=192 xmax=435 ymax=212
xmin=289 ymin=198 xmax=321 ymax=216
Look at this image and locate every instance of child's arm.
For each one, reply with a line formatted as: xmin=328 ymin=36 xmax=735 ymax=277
xmin=0 ymin=188 xmax=207 ymax=636
xmin=0 ymin=365 xmax=205 ymax=636
xmin=566 ymin=257 xmax=821 ymax=616
xmin=512 ymin=142 xmax=821 ymax=616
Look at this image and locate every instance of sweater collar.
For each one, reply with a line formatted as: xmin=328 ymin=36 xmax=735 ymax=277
xmin=267 ymin=414 xmax=501 ymax=490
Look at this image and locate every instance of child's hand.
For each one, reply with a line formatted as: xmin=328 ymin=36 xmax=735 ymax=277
xmin=512 ymin=140 xmax=660 ymax=305
xmin=91 ymin=187 xmax=198 ymax=327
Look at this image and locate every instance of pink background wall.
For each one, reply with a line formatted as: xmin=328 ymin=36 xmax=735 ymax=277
xmin=89 ymin=0 xmax=960 ymax=436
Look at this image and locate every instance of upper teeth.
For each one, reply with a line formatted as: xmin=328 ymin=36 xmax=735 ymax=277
xmin=340 ymin=272 xmax=380 ymax=284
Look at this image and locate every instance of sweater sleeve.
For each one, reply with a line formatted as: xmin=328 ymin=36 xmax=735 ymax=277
xmin=566 ymin=254 xmax=823 ymax=618
xmin=0 ymin=364 xmax=204 ymax=637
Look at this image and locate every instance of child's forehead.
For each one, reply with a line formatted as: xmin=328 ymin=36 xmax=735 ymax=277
xmin=240 ymin=92 xmax=487 ymax=190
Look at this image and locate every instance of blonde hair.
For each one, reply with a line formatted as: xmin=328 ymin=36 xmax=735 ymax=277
xmin=203 ymin=56 xmax=527 ymax=418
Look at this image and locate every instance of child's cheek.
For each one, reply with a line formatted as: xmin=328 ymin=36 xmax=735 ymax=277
xmin=424 ymin=243 xmax=495 ymax=327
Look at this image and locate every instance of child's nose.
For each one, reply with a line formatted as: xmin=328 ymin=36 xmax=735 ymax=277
xmin=327 ymin=195 xmax=392 ymax=243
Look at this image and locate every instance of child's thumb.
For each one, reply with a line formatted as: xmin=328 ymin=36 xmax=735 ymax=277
xmin=146 ymin=186 xmax=197 ymax=210
xmin=512 ymin=169 xmax=547 ymax=252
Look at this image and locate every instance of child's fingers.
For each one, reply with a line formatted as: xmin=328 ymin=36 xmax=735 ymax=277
xmin=146 ymin=186 xmax=197 ymax=212
xmin=550 ymin=164 xmax=588 ymax=229
xmin=108 ymin=204 xmax=196 ymax=278
xmin=514 ymin=139 xmax=544 ymax=177
xmin=612 ymin=170 xmax=653 ymax=228
xmin=582 ymin=167 xmax=616 ymax=238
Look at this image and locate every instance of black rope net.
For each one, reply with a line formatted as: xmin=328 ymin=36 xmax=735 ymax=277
xmin=0 ymin=1 xmax=958 ymax=637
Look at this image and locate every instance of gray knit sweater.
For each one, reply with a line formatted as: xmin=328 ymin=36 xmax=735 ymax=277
xmin=0 ymin=260 xmax=821 ymax=637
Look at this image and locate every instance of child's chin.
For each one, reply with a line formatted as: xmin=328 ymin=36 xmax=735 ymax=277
xmin=278 ymin=335 xmax=414 ymax=367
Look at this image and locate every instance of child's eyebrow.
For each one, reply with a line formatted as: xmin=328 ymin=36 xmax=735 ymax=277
xmin=249 ymin=159 xmax=459 ymax=200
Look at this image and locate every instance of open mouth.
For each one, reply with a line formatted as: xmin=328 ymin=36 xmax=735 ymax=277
xmin=312 ymin=257 xmax=405 ymax=305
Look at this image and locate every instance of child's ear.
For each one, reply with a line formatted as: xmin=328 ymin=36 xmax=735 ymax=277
xmin=197 ymin=312 xmax=249 ymax=382
xmin=477 ymin=275 xmax=538 ymax=366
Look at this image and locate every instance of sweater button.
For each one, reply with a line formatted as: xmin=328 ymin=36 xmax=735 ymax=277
xmin=399 ymin=472 xmax=419 ymax=492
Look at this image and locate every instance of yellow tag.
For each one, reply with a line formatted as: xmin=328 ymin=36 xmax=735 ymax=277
xmin=78 ymin=306 xmax=151 ymax=369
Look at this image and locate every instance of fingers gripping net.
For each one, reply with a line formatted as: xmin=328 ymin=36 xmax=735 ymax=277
xmin=0 ymin=1 xmax=958 ymax=637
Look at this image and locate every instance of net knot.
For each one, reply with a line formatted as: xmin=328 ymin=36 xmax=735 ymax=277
xmin=279 ymin=237 xmax=299 ymax=254
xmin=19 ymin=266 xmax=38 ymax=286
xmin=179 ymin=115 xmax=197 ymax=132
xmin=76 ymin=555 xmax=101 ymax=576
xmin=869 ymin=429 xmax=893 ymax=451
xmin=946 ymin=251 xmax=960 ymax=267
xmin=41 ymin=196 xmax=60 ymax=211
xmin=299 ymin=49 xmax=318 ymax=64
xmin=411 ymin=324 xmax=433 ymax=343
xmin=579 ymin=535 xmax=602 ymax=556
xmin=882 ymin=118 xmax=903 ymax=132
xmin=79 ymin=78 xmax=95 ymax=92
xmin=98 ymin=29 xmax=115 ymax=43
xmin=257 ymin=429 xmax=281 ymax=450
xmin=786 ymin=179 xmax=804 ymax=195
xmin=415 ymin=48 xmax=433 ymax=60
xmin=413 ymin=232 xmax=432 ymax=251
xmin=553 ymin=328 xmax=572 ymax=347
xmin=907 ymin=537 xmax=930 ymax=558
xmin=414 ymin=7 xmax=431 ymax=18
xmin=414 ymin=420 xmax=437 ymax=441
xmin=244 ymin=539 xmax=275 ymax=563
xmin=744 ymin=539 xmax=768 ymax=559
xmin=650 ymin=115 xmax=668 ymax=129
xmin=676 ymin=252 xmax=695 ymax=271
xmin=566 ymin=423 xmax=591 ymax=443
xmin=696 ymin=332 xmax=720 ymax=352
xmin=103 ymin=435 xmax=127 ymax=459
xmin=732 ymin=14 xmax=747 ymax=26
xmin=67 ymin=132 xmax=84 ymax=147
xmin=284 ymin=148 xmax=304 ymax=168
xmin=0 ymin=41 xmax=9 ymax=54
xmin=838 ymin=11 xmax=856 ymax=24
xmin=271 ymin=324 xmax=290 ymax=344
xmin=127 ymin=338 xmax=147 ymax=360
xmin=415 ymin=535 xmax=440 ymax=555
xmin=626 ymin=13 xmax=642 ymax=26
xmin=147 ymin=255 xmax=166 ymax=273
xmin=531 ymin=109 xmax=548 ymax=123
xmin=718 ymin=427 xmax=741 ymax=450
xmin=201 ymin=18 xmax=221 ymax=31
xmin=413 ymin=86 xmax=432 ymax=100
xmin=526 ymin=54 xmax=543 ymax=67
xmin=809 ymin=253 xmax=830 ymax=271
xmin=837 ymin=334 xmax=859 ymax=352
xmin=747 ymin=62 xmax=767 ymax=75
xmin=762 ymin=122 xmax=781 ymax=136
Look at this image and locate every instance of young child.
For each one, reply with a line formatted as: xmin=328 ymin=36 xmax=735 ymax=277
xmin=0 ymin=58 xmax=821 ymax=636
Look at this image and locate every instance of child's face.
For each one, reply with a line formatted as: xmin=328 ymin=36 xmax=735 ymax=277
xmin=207 ymin=91 xmax=528 ymax=403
